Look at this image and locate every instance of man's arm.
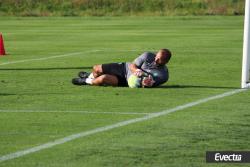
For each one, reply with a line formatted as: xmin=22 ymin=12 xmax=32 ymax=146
xmin=129 ymin=63 xmax=140 ymax=73
xmin=129 ymin=64 xmax=155 ymax=88
xmin=129 ymin=63 xmax=144 ymax=77
xmin=129 ymin=52 xmax=148 ymax=76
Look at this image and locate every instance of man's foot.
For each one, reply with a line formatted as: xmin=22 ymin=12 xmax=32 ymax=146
xmin=78 ymin=71 xmax=90 ymax=78
xmin=72 ymin=78 xmax=87 ymax=85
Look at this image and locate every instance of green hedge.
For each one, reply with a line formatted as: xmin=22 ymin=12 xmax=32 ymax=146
xmin=0 ymin=0 xmax=245 ymax=16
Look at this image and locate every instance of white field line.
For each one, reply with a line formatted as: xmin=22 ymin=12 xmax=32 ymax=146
xmin=0 ymin=110 xmax=149 ymax=115
xmin=0 ymin=49 xmax=143 ymax=66
xmin=0 ymin=50 xmax=100 ymax=66
xmin=0 ymin=88 xmax=247 ymax=163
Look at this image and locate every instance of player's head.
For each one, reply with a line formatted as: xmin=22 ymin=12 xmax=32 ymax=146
xmin=155 ymin=48 xmax=172 ymax=65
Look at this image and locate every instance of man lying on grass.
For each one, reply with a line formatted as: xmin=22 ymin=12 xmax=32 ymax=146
xmin=72 ymin=49 xmax=172 ymax=88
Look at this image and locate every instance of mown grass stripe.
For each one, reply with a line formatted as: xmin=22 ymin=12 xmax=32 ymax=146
xmin=0 ymin=110 xmax=149 ymax=115
xmin=0 ymin=88 xmax=247 ymax=163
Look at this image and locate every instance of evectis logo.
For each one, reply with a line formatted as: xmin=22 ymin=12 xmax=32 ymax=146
xmin=214 ymin=153 xmax=242 ymax=162
xmin=206 ymin=151 xmax=250 ymax=163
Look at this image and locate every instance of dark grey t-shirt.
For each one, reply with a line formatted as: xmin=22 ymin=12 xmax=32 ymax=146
xmin=125 ymin=52 xmax=169 ymax=87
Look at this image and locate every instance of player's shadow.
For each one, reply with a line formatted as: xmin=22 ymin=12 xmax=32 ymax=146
xmin=0 ymin=66 xmax=92 ymax=71
xmin=158 ymin=85 xmax=239 ymax=89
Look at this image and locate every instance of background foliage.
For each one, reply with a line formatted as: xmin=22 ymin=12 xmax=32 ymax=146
xmin=0 ymin=0 xmax=245 ymax=16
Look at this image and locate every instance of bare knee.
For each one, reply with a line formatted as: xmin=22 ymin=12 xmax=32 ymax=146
xmin=92 ymin=65 xmax=103 ymax=78
xmin=93 ymin=65 xmax=102 ymax=73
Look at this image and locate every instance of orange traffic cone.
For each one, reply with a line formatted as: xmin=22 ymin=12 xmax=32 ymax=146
xmin=0 ymin=33 xmax=6 ymax=56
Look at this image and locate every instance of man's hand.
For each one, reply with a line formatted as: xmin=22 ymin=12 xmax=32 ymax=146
xmin=134 ymin=69 xmax=144 ymax=77
xmin=142 ymin=75 xmax=155 ymax=87
xmin=129 ymin=64 xmax=144 ymax=77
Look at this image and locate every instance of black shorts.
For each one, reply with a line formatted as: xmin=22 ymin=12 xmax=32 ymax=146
xmin=101 ymin=63 xmax=128 ymax=87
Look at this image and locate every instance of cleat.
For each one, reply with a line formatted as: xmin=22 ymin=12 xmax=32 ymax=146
xmin=78 ymin=71 xmax=90 ymax=78
xmin=72 ymin=78 xmax=87 ymax=85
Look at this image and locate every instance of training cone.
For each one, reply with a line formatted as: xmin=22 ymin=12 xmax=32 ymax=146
xmin=0 ymin=33 xmax=6 ymax=56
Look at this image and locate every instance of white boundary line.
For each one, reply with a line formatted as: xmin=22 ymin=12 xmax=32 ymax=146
xmin=0 ymin=88 xmax=247 ymax=163
xmin=0 ymin=110 xmax=149 ymax=115
xmin=0 ymin=49 xmax=143 ymax=66
xmin=0 ymin=50 xmax=100 ymax=66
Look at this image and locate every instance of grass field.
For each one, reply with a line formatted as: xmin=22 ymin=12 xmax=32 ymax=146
xmin=0 ymin=16 xmax=249 ymax=167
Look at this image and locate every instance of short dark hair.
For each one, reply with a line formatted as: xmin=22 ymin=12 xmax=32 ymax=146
xmin=160 ymin=48 xmax=172 ymax=62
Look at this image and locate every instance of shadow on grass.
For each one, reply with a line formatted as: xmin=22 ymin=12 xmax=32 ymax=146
xmin=0 ymin=92 xmax=76 ymax=96
xmin=0 ymin=66 xmax=92 ymax=71
xmin=157 ymin=85 xmax=239 ymax=89
xmin=0 ymin=93 xmax=17 ymax=96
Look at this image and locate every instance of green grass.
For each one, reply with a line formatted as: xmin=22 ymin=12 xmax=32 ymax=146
xmin=0 ymin=16 xmax=249 ymax=167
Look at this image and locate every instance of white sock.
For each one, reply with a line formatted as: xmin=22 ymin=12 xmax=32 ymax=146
xmin=89 ymin=73 xmax=94 ymax=79
xmin=85 ymin=78 xmax=93 ymax=85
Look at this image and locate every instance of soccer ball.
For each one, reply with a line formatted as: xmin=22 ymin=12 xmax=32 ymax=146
xmin=128 ymin=74 xmax=142 ymax=88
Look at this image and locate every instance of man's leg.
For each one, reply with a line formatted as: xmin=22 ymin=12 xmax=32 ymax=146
xmin=72 ymin=64 xmax=103 ymax=86
xmin=72 ymin=63 xmax=126 ymax=86
xmin=92 ymin=74 xmax=118 ymax=86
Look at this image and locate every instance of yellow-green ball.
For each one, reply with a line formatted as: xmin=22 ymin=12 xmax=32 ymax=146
xmin=128 ymin=74 xmax=141 ymax=88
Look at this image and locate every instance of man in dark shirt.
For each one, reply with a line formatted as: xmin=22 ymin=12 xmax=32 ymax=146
xmin=72 ymin=48 xmax=172 ymax=88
